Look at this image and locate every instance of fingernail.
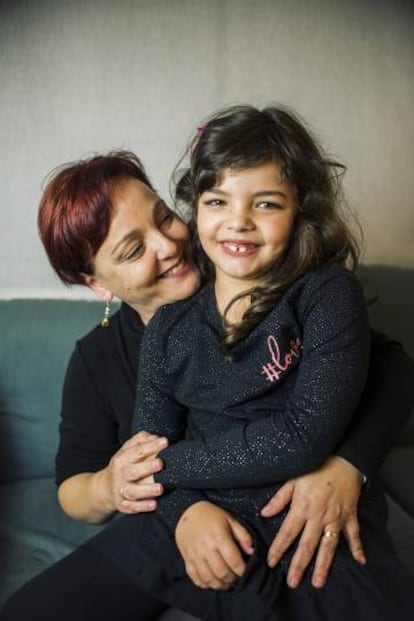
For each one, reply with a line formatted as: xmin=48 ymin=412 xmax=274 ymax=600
xmin=268 ymin=557 xmax=276 ymax=568
xmin=158 ymin=438 xmax=168 ymax=448
xmin=312 ymin=577 xmax=324 ymax=588
xmin=287 ymin=575 xmax=298 ymax=588
xmin=246 ymin=542 xmax=254 ymax=554
xmin=153 ymin=484 xmax=163 ymax=494
xmin=147 ymin=500 xmax=157 ymax=510
xmin=152 ymin=459 xmax=163 ymax=470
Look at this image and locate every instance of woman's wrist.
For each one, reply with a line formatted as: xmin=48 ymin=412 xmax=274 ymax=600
xmin=90 ymin=467 xmax=117 ymax=519
xmin=334 ymin=455 xmax=367 ymax=488
xmin=57 ymin=470 xmax=116 ymax=524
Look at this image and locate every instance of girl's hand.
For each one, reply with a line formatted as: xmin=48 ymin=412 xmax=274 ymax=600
xmin=175 ymin=501 xmax=254 ymax=590
xmin=106 ymin=430 xmax=168 ymax=514
xmin=261 ymin=456 xmax=366 ymax=589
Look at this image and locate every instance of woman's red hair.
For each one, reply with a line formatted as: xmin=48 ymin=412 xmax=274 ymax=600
xmin=38 ymin=151 xmax=153 ymax=285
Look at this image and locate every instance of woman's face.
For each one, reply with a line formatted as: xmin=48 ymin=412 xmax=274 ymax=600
xmin=87 ymin=176 xmax=200 ymax=323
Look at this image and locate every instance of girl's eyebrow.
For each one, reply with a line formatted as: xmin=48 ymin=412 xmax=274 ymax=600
xmin=205 ymin=188 xmax=287 ymax=199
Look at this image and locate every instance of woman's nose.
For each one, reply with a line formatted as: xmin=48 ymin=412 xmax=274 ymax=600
xmin=149 ymin=232 xmax=179 ymax=259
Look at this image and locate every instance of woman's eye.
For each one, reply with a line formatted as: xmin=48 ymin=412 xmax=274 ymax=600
xmin=124 ymin=244 xmax=143 ymax=260
xmin=160 ymin=211 xmax=174 ymax=227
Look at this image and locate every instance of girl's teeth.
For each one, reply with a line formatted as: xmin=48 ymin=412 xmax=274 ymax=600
xmin=227 ymin=243 xmax=248 ymax=253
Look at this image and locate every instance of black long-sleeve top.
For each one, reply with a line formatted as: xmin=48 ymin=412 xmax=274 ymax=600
xmin=55 ymin=276 xmax=414 ymax=526
xmin=133 ymin=266 xmax=373 ymax=528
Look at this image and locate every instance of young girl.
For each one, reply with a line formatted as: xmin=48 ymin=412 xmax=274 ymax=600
xmin=121 ymin=104 xmax=413 ymax=620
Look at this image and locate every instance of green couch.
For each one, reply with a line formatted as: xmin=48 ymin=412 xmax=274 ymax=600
xmin=0 ymin=300 xmax=104 ymax=605
xmin=0 ymin=267 xmax=413 ymax=612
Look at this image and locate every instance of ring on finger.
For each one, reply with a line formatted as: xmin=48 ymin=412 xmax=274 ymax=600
xmin=120 ymin=486 xmax=128 ymax=500
xmin=323 ymin=530 xmax=338 ymax=539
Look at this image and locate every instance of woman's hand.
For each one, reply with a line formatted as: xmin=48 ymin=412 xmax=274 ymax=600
xmin=106 ymin=430 xmax=168 ymax=514
xmin=175 ymin=501 xmax=254 ymax=590
xmin=261 ymin=456 xmax=366 ymax=589
xmin=57 ymin=431 xmax=167 ymax=523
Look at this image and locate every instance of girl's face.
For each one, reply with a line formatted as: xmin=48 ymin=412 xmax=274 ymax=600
xmin=197 ymin=161 xmax=296 ymax=300
xmin=86 ymin=177 xmax=200 ymax=324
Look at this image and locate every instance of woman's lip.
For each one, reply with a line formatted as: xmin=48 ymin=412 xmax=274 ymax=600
xmin=159 ymin=258 xmax=191 ymax=279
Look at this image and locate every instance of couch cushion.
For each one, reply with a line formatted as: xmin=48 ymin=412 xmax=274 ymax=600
xmin=0 ymin=476 xmax=103 ymax=606
xmin=0 ymin=299 xmax=102 ymax=481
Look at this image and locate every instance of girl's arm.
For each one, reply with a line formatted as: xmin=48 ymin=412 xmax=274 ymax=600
xmin=132 ymin=313 xmax=209 ymax=527
xmin=147 ymin=271 xmax=371 ymax=491
xmin=169 ymin=334 xmax=414 ymax=588
xmin=262 ymin=332 xmax=414 ymax=584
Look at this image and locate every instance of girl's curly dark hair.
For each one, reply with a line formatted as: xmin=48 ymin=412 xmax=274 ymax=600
xmin=174 ymin=105 xmax=362 ymax=357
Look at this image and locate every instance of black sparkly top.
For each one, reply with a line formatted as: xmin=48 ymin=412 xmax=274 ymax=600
xmin=133 ymin=265 xmax=371 ymax=533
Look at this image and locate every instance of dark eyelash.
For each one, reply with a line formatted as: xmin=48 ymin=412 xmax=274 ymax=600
xmin=124 ymin=245 xmax=143 ymax=260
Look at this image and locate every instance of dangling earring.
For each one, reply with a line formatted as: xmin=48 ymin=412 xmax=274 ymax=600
xmin=101 ymin=298 xmax=111 ymax=328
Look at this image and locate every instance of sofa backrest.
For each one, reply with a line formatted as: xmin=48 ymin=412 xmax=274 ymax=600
xmin=0 ymin=300 xmax=102 ymax=482
xmin=0 ymin=265 xmax=413 ymax=483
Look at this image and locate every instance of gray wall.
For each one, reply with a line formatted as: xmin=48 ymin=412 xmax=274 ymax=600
xmin=1 ymin=0 xmax=413 ymax=299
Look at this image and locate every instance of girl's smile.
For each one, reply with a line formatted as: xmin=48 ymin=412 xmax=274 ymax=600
xmin=220 ymin=240 xmax=260 ymax=256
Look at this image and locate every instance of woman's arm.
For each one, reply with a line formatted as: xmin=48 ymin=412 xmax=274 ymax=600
xmin=335 ymin=331 xmax=414 ymax=478
xmin=57 ymin=432 xmax=166 ymax=523
xmin=56 ymin=344 xmax=165 ymax=523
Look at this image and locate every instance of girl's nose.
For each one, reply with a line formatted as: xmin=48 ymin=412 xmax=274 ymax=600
xmin=225 ymin=206 xmax=255 ymax=232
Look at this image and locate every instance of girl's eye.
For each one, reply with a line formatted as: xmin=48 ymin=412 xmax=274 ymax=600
xmin=256 ymin=201 xmax=283 ymax=210
xmin=203 ymin=198 xmax=224 ymax=207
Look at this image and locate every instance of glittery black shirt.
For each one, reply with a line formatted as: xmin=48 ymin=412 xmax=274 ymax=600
xmin=134 ymin=265 xmax=372 ymax=532
xmin=55 ymin=282 xmax=414 ymax=532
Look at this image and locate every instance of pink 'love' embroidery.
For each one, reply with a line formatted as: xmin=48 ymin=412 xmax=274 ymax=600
xmin=261 ymin=335 xmax=302 ymax=383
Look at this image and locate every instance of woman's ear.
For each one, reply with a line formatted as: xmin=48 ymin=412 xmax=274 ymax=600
xmin=82 ymin=274 xmax=113 ymax=302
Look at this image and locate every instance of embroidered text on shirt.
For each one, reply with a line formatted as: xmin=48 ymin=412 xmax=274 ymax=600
xmin=261 ymin=335 xmax=302 ymax=383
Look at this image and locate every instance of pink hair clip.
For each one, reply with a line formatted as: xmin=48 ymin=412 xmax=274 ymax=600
xmin=191 ymin=123 xmax=207 ymax=151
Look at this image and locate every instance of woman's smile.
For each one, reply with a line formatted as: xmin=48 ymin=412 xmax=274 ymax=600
xmin=158 ymin=256 xmax=192 ymax=279
xmin=87 ymin=177 xmax=200 ymax=323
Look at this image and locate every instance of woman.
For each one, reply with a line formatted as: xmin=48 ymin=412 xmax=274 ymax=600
xmin=2 ymin=150 xmax=412 ymax=620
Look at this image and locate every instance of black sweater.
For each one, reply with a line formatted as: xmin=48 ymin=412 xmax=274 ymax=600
xmin=134 ymin=266 xmax=372 ymax=527
xmin=56 ymin=275 xmax=414 ymax=524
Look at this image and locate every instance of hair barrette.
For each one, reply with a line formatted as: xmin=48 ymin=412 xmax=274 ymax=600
xmin=191 ymin=124 xmax=207 ymax=151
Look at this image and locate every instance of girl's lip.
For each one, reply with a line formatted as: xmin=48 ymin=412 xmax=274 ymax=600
xmin=159 ymin=257 xmax=191 ymax=279
xmin=220 ymin=240 xmax=259 ymax=257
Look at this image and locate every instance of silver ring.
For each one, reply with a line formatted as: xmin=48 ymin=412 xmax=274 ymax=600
xmin=323 ymin=530 xmax=338 ymax=539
